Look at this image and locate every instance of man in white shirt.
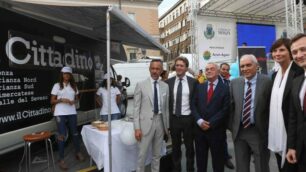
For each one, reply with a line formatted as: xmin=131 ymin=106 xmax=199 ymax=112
xmin=166 ymin=57 xmax=197 ymax=172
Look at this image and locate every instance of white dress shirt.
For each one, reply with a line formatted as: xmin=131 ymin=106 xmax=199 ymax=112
xmin=173 ymin=75 xmax=191 ymax=115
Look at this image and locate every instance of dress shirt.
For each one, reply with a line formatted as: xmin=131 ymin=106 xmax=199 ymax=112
xmin=299 ymin=72 xmax=306 ymax=110
xmin=197 ymin=79 xmax=219 ymax=126
xmin=206 ymin=79 xmax=218 ymax=92
xmin=242 ymin=74 xmax=257 ymax=124
xmin=173 ymin=75 xmax=190 ymax=115
xmin=150 ymin=77 xmax=161 ymax=114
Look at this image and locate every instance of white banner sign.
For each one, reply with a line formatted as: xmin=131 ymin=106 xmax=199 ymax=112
xmin=197 ymin=16 xmax=236 ymax=69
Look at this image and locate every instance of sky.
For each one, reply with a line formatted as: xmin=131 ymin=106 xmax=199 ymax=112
xmin=158 ymin=0 xmax=180 ymax=17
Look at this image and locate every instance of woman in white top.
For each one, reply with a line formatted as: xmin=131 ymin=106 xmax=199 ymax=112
xmin=96 ymin=76 xmax=121 ymax=121
xmin=50 ymin=66 xmax=84 ymax=170
xmin=268 ymin=38 xmax=303 ymax=172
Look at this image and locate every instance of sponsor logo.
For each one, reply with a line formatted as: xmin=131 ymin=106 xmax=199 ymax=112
xmin=5 ymin=33 xmax=93 ymax=71
xmin=203 ymin=50 xmax=211 ymax=60
xmin=204 ymin=24 xmax=215 ymax=39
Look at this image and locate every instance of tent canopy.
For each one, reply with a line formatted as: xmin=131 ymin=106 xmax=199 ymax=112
xmin=200 ymin=0 xmax=305 ymax=23
xmin=0 ymin=0 xmax=169 ymax=53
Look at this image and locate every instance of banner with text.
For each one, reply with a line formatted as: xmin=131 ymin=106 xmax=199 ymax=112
xmin=0 ymin=31 xmax=96 ymax=134
xmin=197 ymin=16 xmax=236 ymax=69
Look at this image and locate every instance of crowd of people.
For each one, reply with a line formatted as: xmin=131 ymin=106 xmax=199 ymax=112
xmin=50 ymin=33 xmax=306 ymax=172
xmin=133 ymin=33 xmax=306 ymax=172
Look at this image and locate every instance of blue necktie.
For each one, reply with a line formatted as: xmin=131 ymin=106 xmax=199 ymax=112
xmin=154 ymin=81 xmax=158 ymax=114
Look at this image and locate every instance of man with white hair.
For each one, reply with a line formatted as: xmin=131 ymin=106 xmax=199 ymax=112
xmin=192 ymin=62 xmax=230 ymax=172
xmin=229 ymin=54 xmax=272 ymax=172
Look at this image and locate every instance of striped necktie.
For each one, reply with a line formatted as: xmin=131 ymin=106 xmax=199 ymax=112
xmin=242 ymin=81 xmax=252 ymax=128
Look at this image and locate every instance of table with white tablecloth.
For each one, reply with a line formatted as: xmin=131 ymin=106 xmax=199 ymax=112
xmin=81 ymin=120 xmax=166 ymax=172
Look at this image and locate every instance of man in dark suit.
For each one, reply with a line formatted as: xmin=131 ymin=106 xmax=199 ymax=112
xmin=165 ymin=56 xmax=197 ymax=172
xmin=229 ymin=54 xmax=272 ymax=172
xmin=218 ymin=63 xmax=235 ymax=170
xmin=286 ymin=33 xmax=306 ymax=172
xmin=192 ymin=62 xmax=229 ymax=172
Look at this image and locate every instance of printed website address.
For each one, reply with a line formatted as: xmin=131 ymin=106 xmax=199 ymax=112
xmin=0 ymin=108 xmax=51 ymax=124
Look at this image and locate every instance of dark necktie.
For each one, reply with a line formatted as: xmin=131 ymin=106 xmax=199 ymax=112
xmin=242 ymin=81 xmax=252 ymax=128
xmin=223 ymin=79 xmax=229 ymax=86
xmin=175 ymin=79 xmax=182 ymax=115
xmin=154 ymin=81 xmax=158 ymax=114
xmin=207 ymin=82 xmax=214 ymax=103
xmin=303 ymin=91 xmax=306 ymax=116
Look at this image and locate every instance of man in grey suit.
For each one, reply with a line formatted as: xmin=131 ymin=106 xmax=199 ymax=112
xmin=134 ymin=59 xmax=170 ymax=172
xmin=229 ymin=54 xmax=272 ymax=172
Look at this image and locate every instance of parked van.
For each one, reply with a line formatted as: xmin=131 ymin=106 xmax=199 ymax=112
xmin=113 ymin=60 xmax=167 ymax=97
xmin=0 ymin=6 xmax=130 ymax=154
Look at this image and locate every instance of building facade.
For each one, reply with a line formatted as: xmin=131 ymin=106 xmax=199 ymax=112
xmin=159 ymin=0 xmax=190 ymax=61
xmin=119 ymin=0 xmax=162 ymax=61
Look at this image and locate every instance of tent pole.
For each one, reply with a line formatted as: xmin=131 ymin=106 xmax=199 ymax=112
xmin=106 ymin=6 xmax=112 ymax=172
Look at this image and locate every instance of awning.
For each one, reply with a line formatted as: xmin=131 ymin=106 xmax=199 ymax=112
xmin=0 ymin=0 xmax=169 ymax=53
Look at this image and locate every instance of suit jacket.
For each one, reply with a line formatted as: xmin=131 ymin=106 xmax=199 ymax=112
xmin=133 ymin=78 xmax=169 ymax=136
xmin=218 ymin=75 xmax=230 ymax=86
xmin=165 ymin=76 xmax=197 ymax=127
xmin=192 ymin=79 xmax=230 ymax=130
xmin=287 ymin=74 xmax=306 ymax=160
xmin=271 ymin=62 xmax=303 ymax=130
xmin=229 ymin=74 xmax=272 ymax=140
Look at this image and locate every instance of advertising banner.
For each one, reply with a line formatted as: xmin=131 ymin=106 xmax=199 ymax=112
xmin=197 ymin=16 xmax=236 ymax=69
xmin=0 ymin=30 xmax=96 ymax=134
xmin=238 ymin=47 xmax=267 ymax=74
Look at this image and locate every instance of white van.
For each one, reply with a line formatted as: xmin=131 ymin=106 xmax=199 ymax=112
xmin=113 ymin=61 xmax=167 ymax=97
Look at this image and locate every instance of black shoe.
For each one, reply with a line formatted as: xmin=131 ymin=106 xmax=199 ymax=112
xmin=225 ymin=159 xmax=235 ymax=169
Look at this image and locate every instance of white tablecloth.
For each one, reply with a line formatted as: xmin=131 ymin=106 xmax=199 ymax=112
xmin=81 ymin=120 xmax=166 ymax=172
